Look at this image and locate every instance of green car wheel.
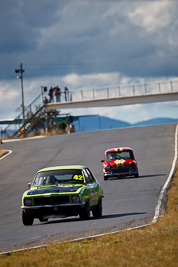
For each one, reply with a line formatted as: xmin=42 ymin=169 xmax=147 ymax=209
xmin=79 ymin=200 xmax=90 ymax=220
xmin=92 ymin=198 xmax=102 ymax=218
xmin=22 ymin=211 xmax=34 ymax=226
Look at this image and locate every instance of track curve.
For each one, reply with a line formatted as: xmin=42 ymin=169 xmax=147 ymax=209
xmin=0 ymin=124 xmax=177 ymax=253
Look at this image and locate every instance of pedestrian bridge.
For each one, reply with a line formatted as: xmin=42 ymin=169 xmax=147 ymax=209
xmin=45 ymin=79 xmax=178 ymax=111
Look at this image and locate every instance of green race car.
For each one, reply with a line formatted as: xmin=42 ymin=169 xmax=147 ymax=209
xmin=21 ymin=165 xmax=104 ymax=225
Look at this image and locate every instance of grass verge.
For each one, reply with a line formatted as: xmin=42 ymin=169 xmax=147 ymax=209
xmin=0 ymin=165 xmax=178 ymax=267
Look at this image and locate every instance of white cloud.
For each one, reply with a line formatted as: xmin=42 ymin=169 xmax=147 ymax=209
xmin=62 ymin=73 xmax=123 ymax=89
xmin=128 ymin=1 xmax=172 ymax=33
xmin=0 ymin=86 xmax=19 ymax=100
xmin=127 ymin=1 xmax=178 ymax=58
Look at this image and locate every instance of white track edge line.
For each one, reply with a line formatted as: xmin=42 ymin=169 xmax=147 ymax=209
xmin=0 ymin=150 xmax=12 ymax=160
xmin=151 ymin=123 xmax=178 ymax=224
xmin=0 ymin=124 xmax=178 ymax=256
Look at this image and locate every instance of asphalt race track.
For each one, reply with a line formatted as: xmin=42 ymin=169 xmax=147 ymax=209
xmin=0 ymin=124 xmax=177 ymax=253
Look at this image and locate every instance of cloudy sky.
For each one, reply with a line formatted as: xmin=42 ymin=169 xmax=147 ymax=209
xmin=0 ymin=0 xmax=178 ymax=125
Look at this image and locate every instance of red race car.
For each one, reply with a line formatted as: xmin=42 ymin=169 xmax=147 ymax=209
xmin=101 ymin=147 xmax=139 ymax=180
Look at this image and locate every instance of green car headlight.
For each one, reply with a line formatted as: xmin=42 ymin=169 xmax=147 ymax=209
xmin=71 ymin=195 xmax=80 ymax=203
xmin=24 ymin=198 xmax=32 ymax=206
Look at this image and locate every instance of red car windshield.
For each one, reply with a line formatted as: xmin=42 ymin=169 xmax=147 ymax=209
xmin=106 ymin=150 xmax=134 ymax=161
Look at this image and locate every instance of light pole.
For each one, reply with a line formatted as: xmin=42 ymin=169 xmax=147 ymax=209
xmin=15 ymin=63 xmax=25 ymax=125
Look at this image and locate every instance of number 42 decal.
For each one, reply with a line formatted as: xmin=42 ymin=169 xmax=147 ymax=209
xmin=73 ymin=175 xmax=83 ymax=180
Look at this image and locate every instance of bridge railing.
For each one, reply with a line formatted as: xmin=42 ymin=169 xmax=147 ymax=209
xmin=69 ymin=79 xmax=178 ymax=102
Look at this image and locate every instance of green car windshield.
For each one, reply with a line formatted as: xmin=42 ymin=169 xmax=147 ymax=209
xmin=32 ymin=169 xmax=84 ymax=187
xmin=106 ymin=150 xmax=134 ymax=161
